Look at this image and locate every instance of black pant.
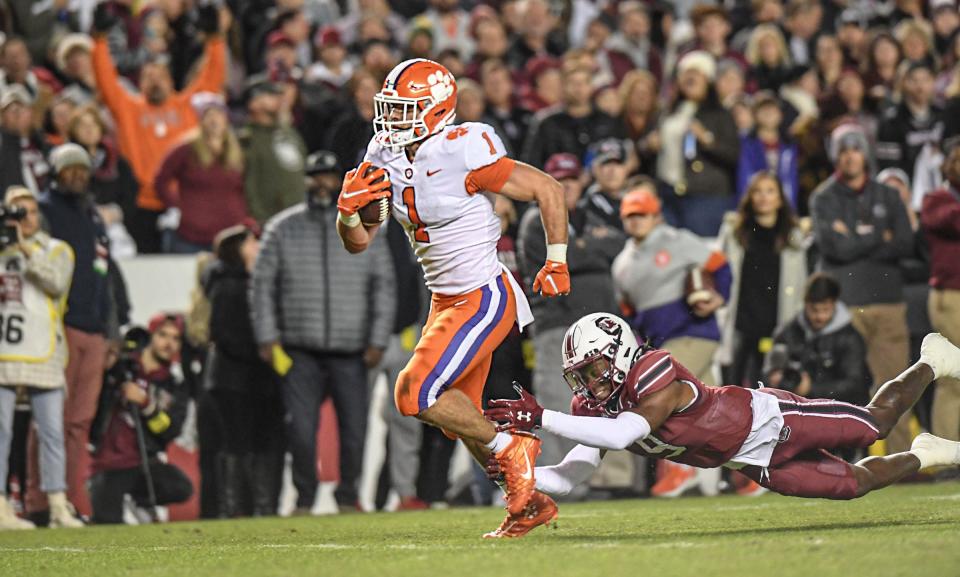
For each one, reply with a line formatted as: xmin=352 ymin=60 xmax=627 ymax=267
xmin=89 ymin=462 xmax=193 ymax=524
xmin=129 ymin=207 xmax=163 ymax=254
xmin=282 ymin=350 xmax=368 ymax=508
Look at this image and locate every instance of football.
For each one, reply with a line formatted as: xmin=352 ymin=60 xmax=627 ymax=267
xmin=358 ymin=164 xmax=392 ymax=226
xmin=684 ymin=267 xmax=716 ymax=306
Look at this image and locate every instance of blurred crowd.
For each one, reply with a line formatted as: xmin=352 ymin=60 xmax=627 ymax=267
xmin=2 ymin=0 xmax=960 ymax=526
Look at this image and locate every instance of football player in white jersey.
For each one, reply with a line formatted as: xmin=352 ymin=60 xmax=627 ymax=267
xmin=336 ymin=58 xmax=570 ymax=534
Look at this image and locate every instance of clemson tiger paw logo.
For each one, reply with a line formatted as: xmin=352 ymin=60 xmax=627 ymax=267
xmin=427 ymin=72 xmax=454 ymax=102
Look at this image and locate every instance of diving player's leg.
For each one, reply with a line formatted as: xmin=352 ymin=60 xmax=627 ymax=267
xmin=867 ymin=333 xmax=960 ymax=438
xmin=850 ymin=432 xmax=960 ymax=496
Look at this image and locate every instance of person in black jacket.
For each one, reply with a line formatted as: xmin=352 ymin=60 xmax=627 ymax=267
xmin=88 ymin=317 xmax=193 ymax=524
xmin=204 ymin=223 xmax=284 ymax=517
xmin=32 ymin=143 xmax=112 ymax=520
xmin=654 ymin=51 xmax=740 ymax=236
xmin=765 ymin=273 xmax=872 ymax=408
xmin=521 ymin=64 xmax=625 ymax=169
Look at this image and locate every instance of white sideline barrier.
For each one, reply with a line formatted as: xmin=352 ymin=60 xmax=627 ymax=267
xmin=115 ymin=255 xmax=198 ymax=326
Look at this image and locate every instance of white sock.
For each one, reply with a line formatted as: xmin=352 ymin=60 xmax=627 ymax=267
xmin=485 ymin=432 xmax=513 ymax=454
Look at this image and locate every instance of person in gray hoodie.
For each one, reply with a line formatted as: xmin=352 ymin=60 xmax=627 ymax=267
xmin=809 ymin=123 xmax=914 ymax=453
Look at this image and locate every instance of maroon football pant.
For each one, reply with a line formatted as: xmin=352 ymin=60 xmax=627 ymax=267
xmin=741 ymin=389 xmax=880 ymax=500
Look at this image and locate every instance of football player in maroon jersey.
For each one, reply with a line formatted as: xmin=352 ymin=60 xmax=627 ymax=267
xmin=484 ymin=312 xmax=960 ymax=538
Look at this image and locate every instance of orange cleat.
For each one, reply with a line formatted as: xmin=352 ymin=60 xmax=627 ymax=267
xmin=483 ymin=491 xmax=558 ymax=539
xmin=494 ymin=432 xmax=541 ymax=515
xmin=650 ymin=461 xmax=698 ymax=498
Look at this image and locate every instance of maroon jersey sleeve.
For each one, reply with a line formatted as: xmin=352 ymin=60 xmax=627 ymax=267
xmin=625 ymin=350 xmax=678 ymax=402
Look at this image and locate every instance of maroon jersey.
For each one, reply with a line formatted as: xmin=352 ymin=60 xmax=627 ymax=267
xmin=571 ymin=349 xmax=754 ymax=468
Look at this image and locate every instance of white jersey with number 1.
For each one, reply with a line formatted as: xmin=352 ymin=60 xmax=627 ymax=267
xmin=364 ymin=122 xmax=513 ymax=297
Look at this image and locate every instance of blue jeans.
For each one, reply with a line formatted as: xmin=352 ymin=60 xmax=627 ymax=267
xmin=282 ymin=350 xmax=368 ymax=508
xmin=0 ymin=387 xmax=66 ymax=495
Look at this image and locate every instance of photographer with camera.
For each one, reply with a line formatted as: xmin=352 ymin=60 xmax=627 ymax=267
xmin=764 ymin=273 xmax=872 ymax=407
xmin=88 ymin=315 xmax=193 ymax=524
xmin=0 ymin=186 xmax=83 ymax=530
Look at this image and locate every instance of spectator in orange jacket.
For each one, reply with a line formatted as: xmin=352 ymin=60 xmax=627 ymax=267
xmin=90 ymin=3 xmax=226 ymax=253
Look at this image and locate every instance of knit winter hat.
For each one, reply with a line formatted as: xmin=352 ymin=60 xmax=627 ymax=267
xmin=828 ymin=123 xmax=872 ymax=165
xmin=677 ymin=50 xmax=717 ymax=81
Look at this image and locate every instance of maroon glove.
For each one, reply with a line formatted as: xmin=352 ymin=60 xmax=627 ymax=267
xmin=484 ymin=382 xmax=544 ymax=432
xmin=485 ymin=454 xmax=504 ymax=483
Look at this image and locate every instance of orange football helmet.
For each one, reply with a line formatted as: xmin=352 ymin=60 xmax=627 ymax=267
xmin=373 ymin=58 xmax=458 ymax=151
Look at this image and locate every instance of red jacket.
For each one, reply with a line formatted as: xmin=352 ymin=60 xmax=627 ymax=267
xmin=921 ymin=187 xmax=960 ymax=290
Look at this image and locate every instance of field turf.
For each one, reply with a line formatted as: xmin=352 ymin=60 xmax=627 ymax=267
xmin=2 ymin=481 xmax=959 ymax=577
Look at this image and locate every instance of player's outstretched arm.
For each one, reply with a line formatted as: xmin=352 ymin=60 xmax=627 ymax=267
xmin=534 ymin=444 xmax=604 ymax=496
xmin=498 ymin=162 xmax=570 ymax=297
xmin=337 ymin=161 xmax=391 ymax=253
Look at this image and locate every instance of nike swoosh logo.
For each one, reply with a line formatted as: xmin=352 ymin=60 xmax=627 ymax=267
xmin=427 ymin=169 xmax=443 ymax=177
xmin=341 ymin=188 xmax=371 ymax=198
xmin=519 ymin=447 xmax=533 ymax=480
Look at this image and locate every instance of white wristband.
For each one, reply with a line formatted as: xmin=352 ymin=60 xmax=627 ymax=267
xmin=546 ymin=243 xmax=567 ymax=264
xmin=338 ymin=211 xmax=361 ymax=228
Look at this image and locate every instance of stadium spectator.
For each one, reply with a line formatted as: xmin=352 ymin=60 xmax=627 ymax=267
xmin=91 ymin=2 xmax=226 ymax=253
xmin=580 ymin=139 xmax=632 ymax=229
xmin=479 ymin=59 xmax=530 ymax=157
xmin=0 ymin=85 xmax=28 ymax=193
xmin=29 ymin=144 xmax=110 ymax=519
xmin=736 ymin=92 xmax=800 ymax=208
xmin=326 ymin=69 xmax=377 ymax=168
xmin=240 ymin=79 xmax=307 ymax=224
xmin=782 ymin=0 xmax=822 ymax=66
xmin=0 ymin=186 xmax=83 ymax=530
xmin=863 ymin=32 xmax=903 ymax=107
xmin=518 ymin=152 xmax=625 ymax=468
xmin=656 ymin=50 xmax=740 ymax=236
xmin=810 ymin=123 xmax=915 ymax=454
xmin=155 ymin=92 xmax=248 ymax=253
xmin=685 ymin=4 xmax=747 ymax=71
xmin=745 ymin=23 xmax=794 ymax=93
xmin=504 ymin=0 xmax=565 ymax=73
xmin=814 ymin=35 xmax=845 ymax=94
xmin=894 ymin=18 xmax=937 ymax=69
xmin=764 ymin=271 xmax=870 ymax=395
xmin=88 ymin=316 xmax=193 ymax=524
xmin=66 ymin=104 xmax=139 ymax=255
xmin=577 ymin=16 xmax=634 ymax=89
xmin=607 ymin=2 xmax=662 ymax=83
xmin=463 ymin=14 xmax=509 ymax=81
xmin=43 ymin=92 xmax=80 ymax=148
xmin=205 ymin=224 xmax=283 ymax=517
xmin=251 ymin=150 xmax=395 ymax=514
xmin=0 ymin=84 xmax=50 ymax=195
xmin=619 ymin=70 xmax=661 ymax=172
xmin=53 ymin=34 xmax=96 ymax=104
xmin=876 ymin=61 xmax=944 ymax=177
xmin=0 ymin=37 xmax=54 ymax=100
xmin=613 ymin=185 xmax=731 ymax=382
xmin=921 ymin=145 xmax=960 ymax=441
xmin=718 ymin=172 xmax=807 ymax=387
xmin=517 ymin=55 xmax=561 ymax=113
xmin=307 ymin=27 xmax=353 ymax=89
xmin=420 ymin=0 xmax=474 ymax=61
xmin=522 ymin=63 xmax=624 ymax=168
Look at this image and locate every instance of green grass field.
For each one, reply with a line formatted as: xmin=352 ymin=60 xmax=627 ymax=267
xmin=2 ymin=481 xmax=959 ymax=577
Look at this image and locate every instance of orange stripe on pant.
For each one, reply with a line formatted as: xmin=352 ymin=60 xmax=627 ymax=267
xmin=395 ymin=273 xmax=518 ymax=421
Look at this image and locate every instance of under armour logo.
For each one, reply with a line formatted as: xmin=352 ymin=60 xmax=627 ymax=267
xmin=516 ymin=411 xmax=532 ymax=422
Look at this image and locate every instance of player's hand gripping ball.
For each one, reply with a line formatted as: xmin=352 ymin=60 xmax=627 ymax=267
xmin=338 ymin=161 xmax=392 ymax=225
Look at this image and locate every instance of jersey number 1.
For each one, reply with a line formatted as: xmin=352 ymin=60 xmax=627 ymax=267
xmin=401 ymin=186 xmax=430 ymax=243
